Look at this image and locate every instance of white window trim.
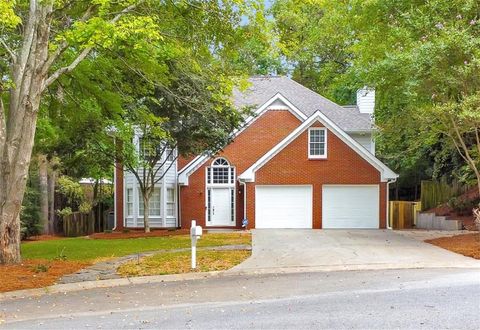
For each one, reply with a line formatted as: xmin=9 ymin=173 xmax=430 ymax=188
xmin=138 ymin=186 xmax=162 ymax=218
xmin=166 ymin=187 xmax=176 ymax=218
xmin=308 ymin=127 xmax=327 ymax=159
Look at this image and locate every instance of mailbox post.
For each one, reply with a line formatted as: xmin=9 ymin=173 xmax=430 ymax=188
xmin=190 ymin=220 xmax=203 ymax=269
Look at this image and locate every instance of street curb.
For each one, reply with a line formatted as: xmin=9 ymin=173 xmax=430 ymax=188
xmin=2 ymin=262 xmax=480 ymax=302
xmin=0 ymin=271 xmax=224 ymax=302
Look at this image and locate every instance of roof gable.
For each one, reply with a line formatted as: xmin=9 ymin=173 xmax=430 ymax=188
xmin=178 ymin=93 xmax=303 ymax=184
xmin=238 ymin=111 xmax=398 ymax=182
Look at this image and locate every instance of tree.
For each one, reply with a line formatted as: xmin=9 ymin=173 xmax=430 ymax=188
xmin=101 ymin=63 xmax=245 ymax=232
xmin=0 ymin=0 xmax=263 ymax=264
xmin=270 ymin=0 xmax=480 ymax=200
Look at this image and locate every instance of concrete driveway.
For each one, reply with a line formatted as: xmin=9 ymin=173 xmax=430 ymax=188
xmin=230 ymin=229 xmax=480 ymax=273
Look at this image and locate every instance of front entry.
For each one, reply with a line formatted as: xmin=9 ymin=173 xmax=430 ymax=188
xmin=208 ymin=188 xmax=234 ymax=226
xmin=206 ymin=157 xmax=236 ymax=227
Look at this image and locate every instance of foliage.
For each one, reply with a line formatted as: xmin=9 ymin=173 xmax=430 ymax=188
xmin=20 ymin=169 xmax=42 ymax=239
xmin=447 ymin=197 xmax=479 ymax=216
xmin=57 ymin=176 xmax=84 ymax=207
xmin=271 ymin=0 xmax=480 ymax=198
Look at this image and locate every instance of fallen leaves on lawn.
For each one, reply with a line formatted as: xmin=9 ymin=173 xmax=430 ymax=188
xmin=0 ymin=259 xmax=90 ymax=293
xmin=117 ymin=250 xmax=251 ymax=277
xmin=426 ymin=233 xmax=480 ymax=259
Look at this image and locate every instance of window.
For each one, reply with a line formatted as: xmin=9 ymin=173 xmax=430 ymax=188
xmin=207 ymin=189 xmax=212 ymax=222
xmin=126 ymin=188 xmax=133 ymax=216
xmin=308 ymin=128 xmax=327 ymax=158
xmin=139 ymin=187 xmax=161 ymax=216
xmin=230 ymin=189 xmax=235 ymax=222
xmin=139 ymin=137 xmax=161 ymax=160
xmin=165 ymin=147 xmax=176 ymax=162
xmin=207 ymin=158 xmax=235 ymax=185
xmin=166 ymin=188 xmax=175 ymax=217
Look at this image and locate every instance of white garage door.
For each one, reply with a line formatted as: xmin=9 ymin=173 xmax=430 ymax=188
xmin=322 ymin=185 xmax=379 ymax=229
xmin=255 ymin=186 xmax=312 ymax=228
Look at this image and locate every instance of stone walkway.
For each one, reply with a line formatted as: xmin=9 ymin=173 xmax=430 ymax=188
xmin=59 ymin=244 xmax=251 ymax=284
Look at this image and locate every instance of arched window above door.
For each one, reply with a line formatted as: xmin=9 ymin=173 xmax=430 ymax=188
xmin=207 ymin=158 xmax=235 ymax=185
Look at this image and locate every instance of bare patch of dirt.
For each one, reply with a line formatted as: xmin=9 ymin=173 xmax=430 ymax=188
xmin=88 ymin=229 xmax=190 ymax=240
xmin=426 ymin=233 xmax=480 ymax=259
xmin=0 ymin=260 xmax=90 ymax=293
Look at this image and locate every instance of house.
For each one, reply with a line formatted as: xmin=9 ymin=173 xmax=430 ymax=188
xmin=114 ymin=76 xmax=398 ymax=230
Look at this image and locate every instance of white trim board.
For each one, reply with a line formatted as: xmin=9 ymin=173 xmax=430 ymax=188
xmin=178 ymin=93 xmax=306 ymax=185
xmin=238 ymin=111 xmax=398 ymax=182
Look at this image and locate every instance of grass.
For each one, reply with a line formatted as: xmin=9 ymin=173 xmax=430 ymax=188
xmin=117 ymin=249 xmax=251 ymax=277
xmin=21 ymin=233 xmax=251 ymax=262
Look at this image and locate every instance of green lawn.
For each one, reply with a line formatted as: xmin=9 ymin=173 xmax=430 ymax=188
xmin=21 ymin=233 xmax=251 ymax=262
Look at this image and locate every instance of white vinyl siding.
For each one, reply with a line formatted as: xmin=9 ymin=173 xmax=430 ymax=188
xmin=124 ymin=135 xmax=178 ymax=228
xmin=350 ymin=133 xmax=375 ymax=155
xmin=308 ymin=128 xmax=327 ymax=159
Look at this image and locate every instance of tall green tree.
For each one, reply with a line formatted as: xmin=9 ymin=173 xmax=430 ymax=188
xmin=0 ymin=0 xmax=262 ymax=264
xmin=271 ymin=0 xmax=480 ymax=199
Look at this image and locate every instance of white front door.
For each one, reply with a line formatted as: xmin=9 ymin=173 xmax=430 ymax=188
xmin=322 ymin=185 xmax=379 ymax=229
xmin=255 ymin=185 xmax=313 ymax=228
xmin=209 ymin=188 xmax=233 ymax=226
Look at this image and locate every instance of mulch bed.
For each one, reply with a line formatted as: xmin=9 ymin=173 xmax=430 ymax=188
xmin=426 ymin=233 xmax=480 ymax=259
xmin=88 ymin=229 xmax=190 ymax=240
xmin=0 ymin=260 xmax=90 ymax=293
xmin=22 ymin=235 xmax=64 ymax=242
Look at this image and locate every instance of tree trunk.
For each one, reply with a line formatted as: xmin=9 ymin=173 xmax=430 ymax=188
xmin=0 ymin=4 xmax=52 ymax=263
xmin=143 ymin=196 xmax=151 ymax=233
xmin=38 ymin=154 xmax=49 ymax=234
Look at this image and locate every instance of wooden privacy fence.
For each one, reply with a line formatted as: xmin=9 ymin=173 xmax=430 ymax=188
xmin=420 ymin=180 xmax=467 ymax=211
xmin=389 ymin=201 xmax=422 ymax=229
xmin=63 ymin=211 xmax=95 ymax=237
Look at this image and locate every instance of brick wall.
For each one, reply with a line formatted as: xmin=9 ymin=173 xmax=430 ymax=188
xmin=180 ymin=109 xmax=302 ymax=228
xmin=245 ymin=122 xmax=387 ymax=229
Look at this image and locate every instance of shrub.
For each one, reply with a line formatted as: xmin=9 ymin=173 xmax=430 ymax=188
xmin=20 ymin=171 xmax=42 ymax=239
xmin=32 ymin=264 xmax=49 ymax=273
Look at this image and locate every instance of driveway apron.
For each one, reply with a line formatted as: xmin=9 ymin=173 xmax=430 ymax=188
xmin=230 ymin=229 xmax=480 ymax=273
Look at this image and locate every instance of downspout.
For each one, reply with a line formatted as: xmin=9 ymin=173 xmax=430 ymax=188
xmin=239 ymin=179 xmax=247 ymax=225
xmin=386 ymin=178 xmax=397 ymax=230
xmin=112 ymin=137 xmax=117 ymax=231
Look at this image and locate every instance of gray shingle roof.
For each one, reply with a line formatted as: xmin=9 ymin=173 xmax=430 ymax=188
xmin=233 ymin=76 xmax=373 ymax=132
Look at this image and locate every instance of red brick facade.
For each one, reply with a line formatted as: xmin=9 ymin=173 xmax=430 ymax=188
xmin=244 ymin=121 xmax=387 ymax=229
xmin=180 ymin=109 xmax=302 ymax=228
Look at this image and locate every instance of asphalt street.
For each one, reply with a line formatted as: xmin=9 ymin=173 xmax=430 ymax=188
xmin=1 ymin=268 xmax=479 ymax=329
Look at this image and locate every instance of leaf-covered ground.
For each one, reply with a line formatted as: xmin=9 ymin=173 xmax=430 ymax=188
xmin=117 ymin=250 xmax=251 ymax=277
xmin=0 ymin=233 xmax=251 ymax=293
xmin=426 ymin=233 xmax=480 ymax=259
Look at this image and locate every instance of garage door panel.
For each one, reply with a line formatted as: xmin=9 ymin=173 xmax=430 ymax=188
xmin=323 ymin=185 xmax=379 ymax=229
xmin=255 ymin=186 xmax=312 ymax=229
